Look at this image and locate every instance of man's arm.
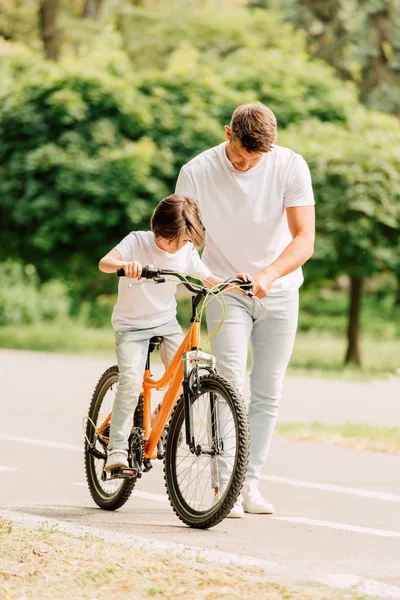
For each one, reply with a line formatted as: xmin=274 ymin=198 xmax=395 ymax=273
xmin=253 ymin=205 xmax=315 ymax=298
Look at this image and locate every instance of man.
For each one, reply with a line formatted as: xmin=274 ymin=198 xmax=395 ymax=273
xmin=176 ymin=102 xmax=315 ymax=518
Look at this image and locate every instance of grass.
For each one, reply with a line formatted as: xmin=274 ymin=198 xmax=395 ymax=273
xmin=0 ymin=520 xmax=368 ymax=600
xmin=275 ymin=422 xmax=400 ymax=455
xmin=0 ymin=323 xmax=399 ymax=380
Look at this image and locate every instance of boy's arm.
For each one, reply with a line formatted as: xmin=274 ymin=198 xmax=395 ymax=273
xmin=99 ymin=249 xmax=142 ymax=279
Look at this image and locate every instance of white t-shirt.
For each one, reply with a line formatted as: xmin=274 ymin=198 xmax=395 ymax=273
xmin=176 ymin=143 xmax=314 ymax=296
xmin=111 ymin=231 xmax=211 ymax=331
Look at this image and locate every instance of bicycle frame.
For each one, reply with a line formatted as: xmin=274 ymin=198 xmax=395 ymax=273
xmin=142 ymin=320 xmax=199 ymax=460
xmin=95 ymin=267 xmax=251 ymax=465
xmin=96 ymin=318 xmax=214 ymax=461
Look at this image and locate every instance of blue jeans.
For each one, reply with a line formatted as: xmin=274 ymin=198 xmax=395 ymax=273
xmin=110 ymin=318 xmax=183 ymax=451
xmin=206 ymin=291 xmax=299 ymax=483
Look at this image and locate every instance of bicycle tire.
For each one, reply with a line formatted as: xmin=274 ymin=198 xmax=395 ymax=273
xmin=85 ymin=365 xmax=136 ymax=511
xmin=164 ymin=373 xmax=249 ymax=529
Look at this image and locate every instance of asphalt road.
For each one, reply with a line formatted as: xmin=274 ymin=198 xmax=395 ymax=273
xmin=1 ymin=349 xmax=400 ymax=598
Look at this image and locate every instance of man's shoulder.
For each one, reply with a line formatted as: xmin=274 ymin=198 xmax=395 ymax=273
xmin=181 ymin=144 xmax=222 ymax=176
xmin=271 ymin=144 xmax=302 ymax=163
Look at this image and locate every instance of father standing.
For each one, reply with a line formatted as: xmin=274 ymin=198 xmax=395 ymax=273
xmin=176 ymin=103 xmax=315 ymax=517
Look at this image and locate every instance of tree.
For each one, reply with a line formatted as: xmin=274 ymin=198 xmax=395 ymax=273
xmin=0 ymin=45 xmax=172 ymax=284
xmin=39 ymin=0 xmax=61 ymax=60
xmin=82 ymin=0 xmax=104 ymax=19
xmin=258 ymin=0 xmax=400 ymax=117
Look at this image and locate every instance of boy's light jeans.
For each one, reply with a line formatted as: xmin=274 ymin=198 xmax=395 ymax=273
xmin=110 ymin=317 xmax=183 ymax=451
xmin=206 ymin=290 xmax=299 ymax=483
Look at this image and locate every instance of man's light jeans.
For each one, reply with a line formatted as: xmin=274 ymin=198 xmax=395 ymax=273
xmin=206 ymin=290 xmax=299 ymax=483
xmin=110 ymin=318 xmax=183 ymax=451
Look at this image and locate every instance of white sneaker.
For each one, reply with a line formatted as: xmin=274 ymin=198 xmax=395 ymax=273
xmin=105 ymin=449 xmax=128 ymax=472
xmin=227 ymin=497 xmax=244 ymax=519
xmin=242 ymin=483 xmax=274 ymax=514
xmin=214 ymin=488 xmax=244 ymax=519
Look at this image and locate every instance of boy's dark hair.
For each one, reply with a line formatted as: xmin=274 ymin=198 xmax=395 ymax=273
xmin=230 ymin=102 xmax=277 ymax=154
xmin=151 ymin=194 xmax=205 ymax=249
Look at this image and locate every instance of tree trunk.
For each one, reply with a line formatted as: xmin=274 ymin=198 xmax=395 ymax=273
xmin=345 ymin=275 xmax=363 ymax=365
xmin=39 ymin=0 xmax=60 ymax=61
xmin=82 ymin=0 xmax=105 ymax=19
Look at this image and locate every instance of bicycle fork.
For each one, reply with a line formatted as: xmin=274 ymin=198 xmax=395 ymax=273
xmin=182 ymin=350 xmax=216 ymax=454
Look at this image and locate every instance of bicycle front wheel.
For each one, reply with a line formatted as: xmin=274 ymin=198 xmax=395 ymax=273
xmin=164 ymin=373 xmax=249 ymax=529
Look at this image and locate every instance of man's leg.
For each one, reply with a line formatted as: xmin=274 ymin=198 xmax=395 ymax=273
xmin=206 ymin=293 xmax=252 ymax=492
xmin=246 ymin=290 xmax=299 ymax=485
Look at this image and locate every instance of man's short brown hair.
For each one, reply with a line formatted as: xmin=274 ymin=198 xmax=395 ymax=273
xmin=230 ymin=102 xmax=277 ymax=154
xmin=151 ymin=194 xmax=204 ymax=249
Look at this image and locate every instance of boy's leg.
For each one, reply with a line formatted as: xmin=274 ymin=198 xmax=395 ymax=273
xmin=157 ymin=318 xmax=184 ymax=367
xmin=109 ymin=330 xmax=149 ymax=451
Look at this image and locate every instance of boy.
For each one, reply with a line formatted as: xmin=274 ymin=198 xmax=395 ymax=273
xmin=99 ymin=194 xmax=232 ymax=472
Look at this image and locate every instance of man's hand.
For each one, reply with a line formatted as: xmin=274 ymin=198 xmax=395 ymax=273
xmin=121 ymin=261 xmax=143 ymax=279
xmin=235 ymin=272 xmax=255 ymax=296
xmin=252 ymin=267 xmax=278 ymax=299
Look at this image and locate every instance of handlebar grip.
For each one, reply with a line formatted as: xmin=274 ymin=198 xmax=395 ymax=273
xmin=116 ymin=265 xmax=160 ymax=279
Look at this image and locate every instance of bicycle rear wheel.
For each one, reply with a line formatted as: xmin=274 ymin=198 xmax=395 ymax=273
xmin=85 ymin=366 xmax=137 ymax=511
xmin=164 ymin=373 xmax=249 ymax=529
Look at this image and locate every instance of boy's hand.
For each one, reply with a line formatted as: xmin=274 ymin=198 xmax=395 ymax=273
xmin=121 ymin=261 xmax=142 ymax=279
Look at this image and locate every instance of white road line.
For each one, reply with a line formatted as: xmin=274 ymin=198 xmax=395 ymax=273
xmin=72 ymin=484 xmax=169 ymax=504
xmin=71 ymin=484 xmax=400 ymax=538
xmin=262 ymin=474 xmax=400 ymax=503
xmin=3 ymin=434 xmax=400 ymax=506
xmin=3 ymin=510 xmax=400 ymax=599
xmin=315 ymin=574 xmax=400 ymax=600
xmin=274 ymin=517 xmax=400 ymax=538
xmin=0 ymin=434 xmax=81 ymax=453
xmin=0 ymin=466 xmax=18 ymax=472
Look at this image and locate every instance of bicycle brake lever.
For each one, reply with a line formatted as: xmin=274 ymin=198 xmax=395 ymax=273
xmin=153 ymin=276 xmax=166 ymax=283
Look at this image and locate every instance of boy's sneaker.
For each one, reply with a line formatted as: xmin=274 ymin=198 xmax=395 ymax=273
xmin=242 ymin=483 xmax=274 ymax=514
xmin=105 ymin=449 xmax=129 ymax=472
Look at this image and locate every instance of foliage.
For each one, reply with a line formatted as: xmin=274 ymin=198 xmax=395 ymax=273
xmin=0 ymin=7 xmax=362 ymax=282
xmin=279 ymin=110 xmax=400 ymax=283
xmin=0 ymin=260 xmax=70 ymax=325
xmin=0 ymin=43 xmax=173 ymax=279
xmin=259 ymin=0 xmax=400 ymax=115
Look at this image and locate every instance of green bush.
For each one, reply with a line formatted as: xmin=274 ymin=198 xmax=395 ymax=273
xmin=0 ymin=260 xmax=70 ymax=325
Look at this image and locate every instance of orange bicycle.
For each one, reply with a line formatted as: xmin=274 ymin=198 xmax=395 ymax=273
xmin=84 ymin=266 xmax=251 ymax=529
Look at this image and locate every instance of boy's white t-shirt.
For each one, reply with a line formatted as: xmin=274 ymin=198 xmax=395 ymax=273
xmin=111 ymin=231 xmax=211 ymax=331
xmin=176 ymin=143 xmax=314 ymax=296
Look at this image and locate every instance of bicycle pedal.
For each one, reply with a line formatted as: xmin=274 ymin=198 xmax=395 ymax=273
xmin=109 ymin=466 xmax=138 ymax=480
xmin=143 ymin=458 xmax=153 ymax=472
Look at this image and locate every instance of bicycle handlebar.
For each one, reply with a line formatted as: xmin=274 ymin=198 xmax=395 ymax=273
xmin=116 ymin=265 xmax=254 ymax=297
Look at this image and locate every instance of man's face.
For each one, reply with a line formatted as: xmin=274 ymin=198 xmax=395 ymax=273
xmin=224 ymin=126 xmax=264 ymax=172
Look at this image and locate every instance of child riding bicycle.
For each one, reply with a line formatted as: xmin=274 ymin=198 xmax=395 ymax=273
xmin=99 ymin=193 xmax=251 ymax=473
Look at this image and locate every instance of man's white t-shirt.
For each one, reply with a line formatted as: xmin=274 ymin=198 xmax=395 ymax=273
xmin=176 ymin=143 xmax=314 ymax=296
xmin=111 ymin=231 xmax=211 ymax=331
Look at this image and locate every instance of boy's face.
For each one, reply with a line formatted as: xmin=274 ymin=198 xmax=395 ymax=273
xmin=155 ymin=234 xmax=192 ymax=254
